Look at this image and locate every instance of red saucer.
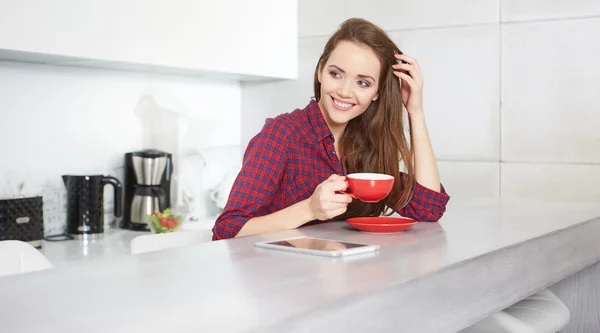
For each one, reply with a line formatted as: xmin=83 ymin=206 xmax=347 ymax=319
xmin=346 ymin=216 xmax=416 ymax=225
xmin=346 ymin=217 xmax=417 ymax=233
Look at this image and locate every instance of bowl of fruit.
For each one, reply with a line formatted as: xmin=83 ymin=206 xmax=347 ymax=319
xmin=146 ymin=208 xmax=184 ymax=234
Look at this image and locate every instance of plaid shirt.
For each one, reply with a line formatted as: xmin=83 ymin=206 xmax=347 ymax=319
xmin=212 ymin=99 xmax=450 ymax=240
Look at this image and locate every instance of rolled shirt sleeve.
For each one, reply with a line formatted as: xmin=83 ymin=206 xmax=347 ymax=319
xmin=212 ymin=119 xmax=289 ymax=240
xmin=395 ymin=174 xmax=450 ymax=222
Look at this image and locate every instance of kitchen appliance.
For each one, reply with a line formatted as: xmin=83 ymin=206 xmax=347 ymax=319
xmin=63 ymin=175 xmax=122 ymax=240
xmin=0 ymin=196 xmax=44 ymax=248
xmin=122 ymin=149 xmax=173 ymax=231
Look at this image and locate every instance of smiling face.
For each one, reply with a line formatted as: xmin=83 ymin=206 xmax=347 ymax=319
xmin=317 ymin=40 xmax=381 ymax=136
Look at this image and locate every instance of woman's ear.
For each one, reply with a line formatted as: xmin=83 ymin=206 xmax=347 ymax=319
xmin=372 ymin=93 xmax=379 ymax=101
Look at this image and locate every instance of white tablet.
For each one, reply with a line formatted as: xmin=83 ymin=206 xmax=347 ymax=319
xmin=255 ymin=236 xmax=380 ymax=258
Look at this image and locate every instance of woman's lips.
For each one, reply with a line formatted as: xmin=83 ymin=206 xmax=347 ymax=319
xmin=331 ymin=96 xmax=355 ymax=111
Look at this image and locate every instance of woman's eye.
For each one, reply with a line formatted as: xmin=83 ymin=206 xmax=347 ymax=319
xmin=358 ymin=80 xmax=370 ymax=87
xmin=329 ymin=71 xmax=341 ymax=78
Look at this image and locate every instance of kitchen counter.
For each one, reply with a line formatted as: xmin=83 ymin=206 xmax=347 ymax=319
xmin=39 ymin=228 xmax=141 ymax=266
xmin=2 ymin=201 xmax=600 ymax=333
xmin=39 ymin=216 xmax=217 ymax=266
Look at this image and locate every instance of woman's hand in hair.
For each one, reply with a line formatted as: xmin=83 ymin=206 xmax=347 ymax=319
xmin=308 ymin=174 xmax=353 ymax=221
xmin=392 ymin=53 xmax=424 ymax=115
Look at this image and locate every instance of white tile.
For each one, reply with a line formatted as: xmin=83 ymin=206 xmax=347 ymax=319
xmin=502 ymin=0 xmax=600 ymax=22
xmin=501 ymin=163 xmax=600 ymax=203
xmin=299 ymin=0 xmax=500 ymax=37
xmin=298 ymin=0 xmax=351 ymax=38
xmin=241 ymin=37 xmax=327 ymax=148
xmin=348 ymin=0 xmax=499 ymax=32
xmin=501 ymin=18 xmax=600 ymax=163
xmin=391 ymin=25 xmax=500 ymax=161
xmin=438 ymin=162 xmax=500 ymax=201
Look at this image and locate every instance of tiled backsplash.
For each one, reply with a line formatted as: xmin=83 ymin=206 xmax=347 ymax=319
xmin=0 ymin=61 xmax=242 ymax=235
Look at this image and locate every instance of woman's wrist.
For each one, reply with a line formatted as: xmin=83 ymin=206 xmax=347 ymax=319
xmin=408 ymin=108 xmax=425 ymax=122
xmin=295 ymin=199 xmax=316 ymax=226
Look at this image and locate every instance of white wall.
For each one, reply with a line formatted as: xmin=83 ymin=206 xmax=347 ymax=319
xmin=242 ymin=0 xmax=600 ymax=205
xmin=0 ymin=61 xmax=241 ymax=235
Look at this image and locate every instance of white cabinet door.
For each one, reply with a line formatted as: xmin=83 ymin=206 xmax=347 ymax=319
xmin=0 ymin=1 xmax=153 ymax=63
xmin=147 ymin=0 xmax=298 ymax=80
xmin=0 ymin=0 xmax=297 ymax=80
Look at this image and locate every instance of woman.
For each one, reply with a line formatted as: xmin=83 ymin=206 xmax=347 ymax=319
xmin=212 ymin=18 xmax=449 ymax=240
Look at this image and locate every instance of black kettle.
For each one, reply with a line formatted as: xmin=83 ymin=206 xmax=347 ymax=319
xmin=62 ymin=175 xmax=122 ymax=239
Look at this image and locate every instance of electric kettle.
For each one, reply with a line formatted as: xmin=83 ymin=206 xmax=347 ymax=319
xmin=62 ymin=175 xmax=122 ymax=239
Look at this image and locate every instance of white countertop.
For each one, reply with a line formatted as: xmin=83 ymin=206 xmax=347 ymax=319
xmin=39 ymin=228 xmax=142 ymax=266
xmin=2 ymin=201 xmax=600 ymax=333
xmin=39 ymin=216 xmax=217 ymax=266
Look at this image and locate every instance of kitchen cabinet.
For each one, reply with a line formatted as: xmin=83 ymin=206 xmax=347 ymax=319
xmin=0 ymin=0 xmax=298 ymax=81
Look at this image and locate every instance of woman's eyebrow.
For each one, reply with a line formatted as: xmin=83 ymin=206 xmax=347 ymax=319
xmin=328 ymin=64 xmax=376 ymax=83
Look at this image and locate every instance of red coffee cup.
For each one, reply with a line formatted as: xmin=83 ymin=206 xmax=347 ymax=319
xmin=340 ymin=173 xmax=395 ymax=202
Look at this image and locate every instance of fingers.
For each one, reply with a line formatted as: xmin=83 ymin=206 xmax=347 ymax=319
xmin=311 ymin=175 xmax=352 ymax=220
xmin=392 ymin=63 xmax=412 ymax=73
xmin=326 ymin=179 xmax=348 ymax=192
xmin=325 ymin=174 xmax=346 ymax=183
xmin=317 ymin=206 xmax=348 ymax=220
xmin=318 ymin=183 xmax=352 ymax=204
xmin=395 ymin=53 xmax=418 ymax=65
xmin=394 ymin=71 xmax=415 ymax=86
xmin=330 ymin=193 xmax=353 ymax=203
xmin=312 ymin=195 xmax=349 ymax=220
xmin=393 ymin=54 xmax=423 ymax=83
xmin=392 ymin=63 xmax=414 ymax=80
xmin=320 ymin=193 xmax=352 ymax=216
xmin=320 ymin=175 xmax=348 ymax=192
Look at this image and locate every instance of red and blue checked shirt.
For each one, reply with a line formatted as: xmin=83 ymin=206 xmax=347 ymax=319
xmin=212 ymin=99 xmax=450 ymax=240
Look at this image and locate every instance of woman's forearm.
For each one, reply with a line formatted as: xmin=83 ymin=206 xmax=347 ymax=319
xmin=409 ymin=110 xmax=441 ymax=192
xmin=234 ymin=199 xmax=314 ymax=238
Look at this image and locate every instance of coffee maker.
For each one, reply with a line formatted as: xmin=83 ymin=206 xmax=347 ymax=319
xmin=121 ymin=149 xmax=173 ymax=231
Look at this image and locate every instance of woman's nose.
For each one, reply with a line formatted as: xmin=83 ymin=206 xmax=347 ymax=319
xmin=336 ymin=81 xmax=353 ymax=98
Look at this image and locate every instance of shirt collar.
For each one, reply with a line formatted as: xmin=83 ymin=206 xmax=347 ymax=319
xmin=305 ymin=99 xmax=333 ymax=141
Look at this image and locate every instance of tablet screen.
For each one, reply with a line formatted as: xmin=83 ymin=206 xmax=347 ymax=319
xmin=264 ymin=237 xmax=369 ymax=252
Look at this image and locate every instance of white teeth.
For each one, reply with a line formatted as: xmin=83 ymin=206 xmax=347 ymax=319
xmin=333 ymin=98 xmax=353 ymax=108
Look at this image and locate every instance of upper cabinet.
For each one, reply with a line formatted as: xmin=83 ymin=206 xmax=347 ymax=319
xmin=0 ymin=0 xmax=298 ymax=81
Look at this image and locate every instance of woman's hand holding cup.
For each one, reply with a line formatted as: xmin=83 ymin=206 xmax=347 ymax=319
xmin=308 ymin=174 xmax=353 ymax=220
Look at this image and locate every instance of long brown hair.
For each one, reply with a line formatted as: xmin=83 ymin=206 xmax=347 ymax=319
xmin=313 ymin=18 xmax=416 ymax=218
